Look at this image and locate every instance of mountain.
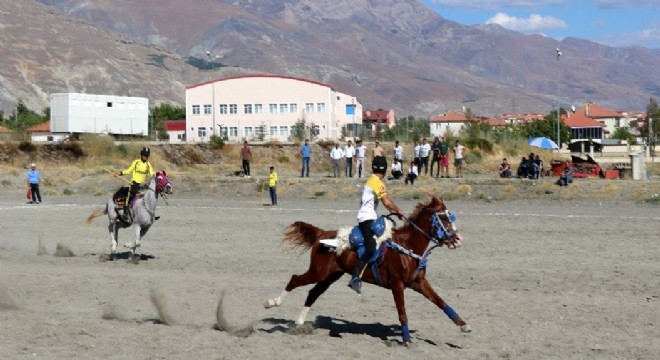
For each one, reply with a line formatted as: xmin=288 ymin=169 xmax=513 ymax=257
xmin=0 ymin=1 xmax=246 ymax=116
xmin=4 ymin=0 xmax=660 ymax=118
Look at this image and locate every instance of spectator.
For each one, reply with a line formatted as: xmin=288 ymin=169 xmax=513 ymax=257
xmin=517 ymin=157 xmax=529 ymax=178
xmin=330 ymin=143 xmax=343 ymax=177
xmin=439 ymin=135 xmax=450 ymax=178
xmin=412 ymin=140 xmax=421 ymax=167
xmin=344 ymin=140 xmax=356 ymax=177
xmin=430 ymin=136 xmax=441 ymax=178
xmin=373 ymin=140 xmax=385 ymax=158
xmin=558 ymin=161 xmax=574 ymax=186
xmin=393 ymin=140 xmax=404 ymax=163
xmin=355 ymin=139 xmax=367 ymax=178
xmin=300 ymin=139 xmax=311 ymax=177
xmin=390 ymin=158 xmax=403 ymax=180
xmin=534 ymin=155 xmax=544 ymax=178
xmin=241 ymin=141 xmax=252 ymax=178
xmin=499 ymin=158 xmax=512 ymax=178
xmin=27 ymin=163 xmax=42 ymax=204
xmin=419 ymin=138 xmax=431 ymax=176
xmin=404 ymin=161 xmax=419 ymax=185
xmin=453 ymin=140 xmax=464 ymax=178
xmin=268 ymin=166 xmax=278 ymax=205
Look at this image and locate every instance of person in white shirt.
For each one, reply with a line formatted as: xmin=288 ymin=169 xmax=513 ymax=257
xmin=390 ymin=158 xmax=403 ymax=179
xmin=412 ymin=140 xmax=421 ymax=167
xmin=419 ymin=138 xmax=431 ymax=176
xmin=393 ymin=140 xmax=404 ymax=163
xmin=355 ymin=139 xmax=367 ymax=178
xmin=404 ymin=161 xmax=418 ymax=185
xmin=330 ymin=143 xmax=344 ymax=178
xmin=343 ymin=140 xmax=356 ymax=177
xmin=453 ymin=140 xmax=465 ymax=178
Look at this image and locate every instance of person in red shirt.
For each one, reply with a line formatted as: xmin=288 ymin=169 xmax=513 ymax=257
xmin=241 ymin=141 xmax=252 ymax=178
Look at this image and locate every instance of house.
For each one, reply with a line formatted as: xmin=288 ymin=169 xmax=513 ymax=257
xmin=479 ymin=117 xmax=507 ymax=127
xmin=27 ymin=121 xmax=68 ymax=142
xmin=362 ymin=109 xmax=395 ymax=139
xmin=185 ymin=74 xmax=362 ymax=143
xmin=163 ymin=120 xmax=186 ymax=143
xmin=501 ymin=113 xmax=545 ymax=125
xmin=582 ymin=103 xmax=620 ymax=137
xmin=562 ymin=111 xmax=606 ymax=145
xmin=429 ymin=111 xmax=470 ymax=137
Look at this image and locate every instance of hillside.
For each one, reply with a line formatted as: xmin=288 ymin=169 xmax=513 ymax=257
xmin=29 ymin=0 xmax=660 ymax=115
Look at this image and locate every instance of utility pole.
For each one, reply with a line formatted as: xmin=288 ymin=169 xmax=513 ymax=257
xmin=556 ymin=48 xmax=562 ymax=149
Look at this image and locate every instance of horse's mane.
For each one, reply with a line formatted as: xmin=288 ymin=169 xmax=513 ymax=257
xmin=397 ymin=196 xmax=445 ymax=232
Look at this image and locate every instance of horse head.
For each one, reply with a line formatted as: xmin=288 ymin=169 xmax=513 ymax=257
xmin=155 ymin=171 xmax=173 ymax=195
xmin=405 ymin=195 xmax=462 ymax=249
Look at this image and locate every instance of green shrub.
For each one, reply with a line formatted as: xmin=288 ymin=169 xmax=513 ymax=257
xmin=18 ymin=141 xmax=36 ymax=152
xmin=463 ymin=151 xmax=482 ymax=164
xmin=210 ymin=135 xmax=225 ymax=149
xmin=63 ymin=188 xmax=74 ymax=195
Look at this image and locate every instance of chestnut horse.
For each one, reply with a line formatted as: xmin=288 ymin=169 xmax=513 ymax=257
xmin=264 ymin=196 xmax=471 ymax=345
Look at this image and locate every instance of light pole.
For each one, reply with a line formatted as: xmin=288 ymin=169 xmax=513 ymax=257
xmin=556 ymin=48 xmax=562 ymax=149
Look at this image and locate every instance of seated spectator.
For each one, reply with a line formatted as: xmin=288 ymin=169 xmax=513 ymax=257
xmin=517 ymin=157 xmax=529 ymax=178
xmin=404 ymin=161 xmax=418 ymax=185
xmin=557 ymin=162 xmax=574 ymax=186
xmin=499 ymin=158 xmax=512 ymax=178
xmin=390 ymin=159 xmax=403 ymax=180
xmin=534 ymin=155 xmax=544 ymax=178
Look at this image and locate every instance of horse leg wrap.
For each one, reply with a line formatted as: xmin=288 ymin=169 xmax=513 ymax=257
xmin=296 ymin=306 xmax=310 ymax=325
xmin=401 ymin=324 xmax=411 ymax=343
xmin=443 ymin=305 xmax=460 ymax=322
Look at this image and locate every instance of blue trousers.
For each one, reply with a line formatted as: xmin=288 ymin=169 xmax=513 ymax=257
xmin=301 ymin=157 xmax=310 ymax=177
xmin=269 ymin=186 xmax=277 ymax=205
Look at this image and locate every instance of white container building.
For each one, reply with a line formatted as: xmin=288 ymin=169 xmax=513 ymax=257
xmin=50 ymin=93 xmax=149 ymax=136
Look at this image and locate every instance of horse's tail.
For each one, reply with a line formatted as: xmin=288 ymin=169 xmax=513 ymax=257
xmin=85 ymin=207 xmax=108 ymax=227
xmin=282 ymin=221 xmax=325 ymax=251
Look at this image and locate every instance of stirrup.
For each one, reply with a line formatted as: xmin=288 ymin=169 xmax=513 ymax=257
xmin=348 ymin=277 xmax=362 ymax=294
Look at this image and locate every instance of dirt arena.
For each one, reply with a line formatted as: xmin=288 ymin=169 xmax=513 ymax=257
xmin=0 ymin=184 xmax=658 ymax=359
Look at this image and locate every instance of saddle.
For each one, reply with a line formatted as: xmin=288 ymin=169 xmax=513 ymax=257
xmin=112 ymin=185 xmax=146 ymax=223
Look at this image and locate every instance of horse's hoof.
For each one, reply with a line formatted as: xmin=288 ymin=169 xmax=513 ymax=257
xmin=264 ymin=299 xmax=277 ymax=308
xmin=460 ymin=324 xmax=472 ymax=333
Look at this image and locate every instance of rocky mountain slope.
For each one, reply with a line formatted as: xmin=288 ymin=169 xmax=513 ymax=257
xmin=1 ymin=0 xmax=658 ymax=117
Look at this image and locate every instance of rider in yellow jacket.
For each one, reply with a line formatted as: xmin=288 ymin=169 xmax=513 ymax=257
xmin=114 ymin=147 xmax=154 ymax=215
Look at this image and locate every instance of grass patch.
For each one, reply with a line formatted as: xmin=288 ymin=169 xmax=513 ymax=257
xmin=63 ymin=188 xmax=74 ymax=195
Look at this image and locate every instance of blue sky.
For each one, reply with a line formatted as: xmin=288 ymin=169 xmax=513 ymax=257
xmin=421 ymin=0 xmax=660 ymax=48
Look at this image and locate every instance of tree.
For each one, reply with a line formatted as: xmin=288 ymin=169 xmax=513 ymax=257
xmin=521 ymin=111 xmax=571 ymax=146
xmin=611 ymin=126 xmax=636 ymax=143
xmin=642 ymin=97 xmax=660 ymax=156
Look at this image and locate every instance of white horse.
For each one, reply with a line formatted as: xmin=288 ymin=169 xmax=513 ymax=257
xmin=86 ymin=171 xmax=173 ymax=259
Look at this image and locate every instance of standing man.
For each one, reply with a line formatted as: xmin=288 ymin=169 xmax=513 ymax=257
xmin=268 ymin=166 xmax=278 ymax=205
xmin=27 ymin=163 xmax=42 ymax=204
xmin=348 ymin=156 xmax=404 ymax=294
xmin=393 ymin=140 xmax=404 ymax=164
xmin=355 ymin=139 xmax=367 ymax=178
xmin=453 ymin=140 xmax=465 ymax=178
xmin=430 ymin=136 xmax=441 ymax=178
xmin=439 ymin=135 xmax=450 ymax=178
xmin=373 ymin=140 xmax=385 ymax=158
xmin=344 ymin=140 xmax=356 ymax=177
xmin=241 ymin=141 xmax=252 ymax=178
xmin=300 ymin=139 xmax=311 ymax=177
xmin=412 ymin=140 xmax=421 ymax=168
xmin=419 ymin=138 xmax=431 ymax=176
xmin=330 ymin=143 xmax=343 ymax=178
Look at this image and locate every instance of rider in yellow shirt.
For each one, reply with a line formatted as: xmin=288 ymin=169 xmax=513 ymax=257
xmin=114 ymin=147 xmax=154 ymax=216
xmin=349 ymin=156 xmax=404 ymax=294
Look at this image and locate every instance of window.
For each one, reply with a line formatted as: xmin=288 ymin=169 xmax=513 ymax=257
xmin=317 ymin=102 xmax=326 ymax=113
xmin=106 ymin=102 xmax=113 ymax=108
xmin=192 ymin=105 xmax=200 ymax=115
xmin=305 ymin=103 xmax=314 ymax=113
xmin=219 ymin=127 xmax=228 ymax=138
xmin=229 ymin=104 xmax=237 ymax=114
xmin=197 ymin=127 xmax=207 ymax=138
xmin=279 ymin=126 xmax=289 ymax=137
xmin=289 ymin=103 xmax=298 ymax=113
xmin=255 ymin=104 xmax=263 ymax=114
xmin=244 ymin=127 xmax=254 ymax=137
xmin=269 ymin=104 xmax=278 ymax=114
xmin=270 ymin=126 xmax=278 ymax=136
xmin=219 ymin=104 xmax=228 ymax=114
xmin=279 ymin=104 xmax=288 ymax=113
xmin=177 ymin=133 xmax=185 ymax=141
xmin=229 ymin=127 xmax=238 ymax=137
xmin=204 ymin=104 xmax=212 ymax=115
xmin=244 ymin=104 xmax=253 ymax=114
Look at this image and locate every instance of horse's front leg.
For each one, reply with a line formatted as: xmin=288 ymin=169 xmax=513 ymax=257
xmin=391 ymin=281 xmax=412 ymax=345
xmin=108 ymin=217 xmax=118 ymax=255
xmin=410 ymin=278 xmax=471 ymax=333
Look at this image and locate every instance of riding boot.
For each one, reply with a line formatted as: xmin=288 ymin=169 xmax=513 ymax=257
xmin=348 ymin=259 xmax=366 ymax=294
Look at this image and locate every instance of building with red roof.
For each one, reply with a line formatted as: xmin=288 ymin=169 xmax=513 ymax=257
xmin=362 ymin=109 xmax=395 ymax=139
xmin=562 ymin=111 xmax=605 ymax=143
xmin=27 ymin=121 xmax=68 ymax=142
xmin=429 ymin=111 xmax=471 ymax=137
xmin=163 ymin=120 xmax=186 ymax=142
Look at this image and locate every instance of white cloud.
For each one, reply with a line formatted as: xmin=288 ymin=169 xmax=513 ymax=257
xmin=600 ymin=22 xmax=660 ymax=48
xmin=430 ymin=0 xmax=565 ymax=10
xmin=594 ymin=0 xmax=660 ymax=9
xmin=486 ymin=12 xmax=567 ymax=32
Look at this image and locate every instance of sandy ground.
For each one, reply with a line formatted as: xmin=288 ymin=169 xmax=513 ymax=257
xmin=0 ymin=182 xmax=659 ymax=360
